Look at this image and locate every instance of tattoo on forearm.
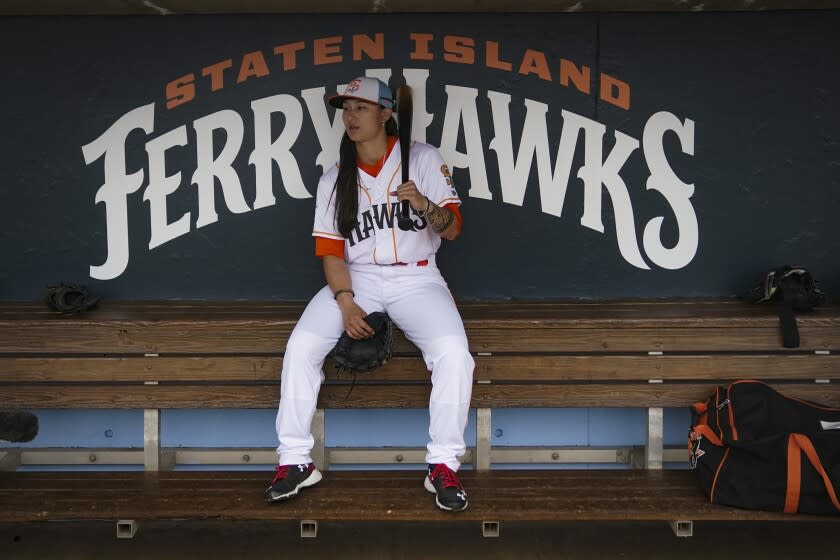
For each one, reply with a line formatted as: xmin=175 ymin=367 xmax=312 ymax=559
xmin=426 ymin=200 xmax=455 ymax=234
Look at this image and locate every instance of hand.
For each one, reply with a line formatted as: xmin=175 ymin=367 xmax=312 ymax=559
xmin=390 ymin=181 xmax=428 ymax=212
xmin=337 ymin=296 xmax=375 ymax=339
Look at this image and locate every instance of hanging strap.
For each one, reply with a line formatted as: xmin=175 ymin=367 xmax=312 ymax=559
xmin=778 ymin=297 xmax=800 ymax=348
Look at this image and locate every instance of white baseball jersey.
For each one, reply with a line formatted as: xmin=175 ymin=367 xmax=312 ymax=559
xmin=312 ymin=141 xmax=460 ymax=265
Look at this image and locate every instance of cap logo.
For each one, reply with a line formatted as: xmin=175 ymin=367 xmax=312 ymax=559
xmin=346 ymin=79 xmax=362 ymax=94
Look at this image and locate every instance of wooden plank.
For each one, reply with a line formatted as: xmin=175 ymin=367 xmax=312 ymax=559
xmin=2 ymin=323 xmax=838 ymax=353
xmin=3 ymin=382 xmax=839 ymax=409
xmin=466 ymin=383 xmax=840 ymax=409
xmin=1 ymin=470 xmax=836 ymax=523
xmin=0 ymin=324 xmax=295 ymax=354
xmin=0 ymin=356 xmax=284 ymax=382
xmin=465 ymin=328 xmax=838 ymax=353
xmin=470 ymin=354 xmax=840 ymax=382
xmin=3 ymin=299 xmax=838 ymax=326
xmin=4 ymin=354 xmax=838 ymax=383
xmin=2 ymin=300 xmax=838 ymax=354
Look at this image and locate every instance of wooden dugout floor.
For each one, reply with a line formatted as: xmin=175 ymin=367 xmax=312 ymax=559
xmin=1 ymin=470 xmax=837 ymax=524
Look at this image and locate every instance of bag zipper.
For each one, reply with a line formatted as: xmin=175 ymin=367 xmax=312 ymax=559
xmin=726 ymin=382 xmax=739 ymax=441
xmin=724 ymin=380 xmax=771 ymax=442
xmin=724 ymin=379 xmax=840 ymax=443
xmin=714 ymin=387 xmax=724 ymax=441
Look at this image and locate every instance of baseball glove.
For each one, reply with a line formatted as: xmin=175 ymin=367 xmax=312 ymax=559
xmin=746 ymin=266 xmax=826 ymax=348
xmin=0 ymin=410 xmax=39 ymax=443
xmin=331 ymin=311 xmax=393 ymax=375
xmin=45 ymin=282 xmax=100 ymax=314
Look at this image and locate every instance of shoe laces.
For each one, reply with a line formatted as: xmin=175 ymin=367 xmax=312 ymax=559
xmin=272 ymin=465 xmax=290 ymax=483
xmin=430 ymin=464 xmax=462 ymax=489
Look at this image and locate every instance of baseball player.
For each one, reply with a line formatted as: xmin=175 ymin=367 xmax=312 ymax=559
xmin=265 ymin=77 xmax=474 ymax=512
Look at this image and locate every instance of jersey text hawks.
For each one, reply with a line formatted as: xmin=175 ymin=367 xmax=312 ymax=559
xmin=348 ymin=203 xmax=427 ymax=247
xmin=313 ymin=140 xmax=459 ymax=265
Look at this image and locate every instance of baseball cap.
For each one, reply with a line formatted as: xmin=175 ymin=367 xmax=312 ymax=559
xmin=328 ymin=77 xmax=394 ymax=109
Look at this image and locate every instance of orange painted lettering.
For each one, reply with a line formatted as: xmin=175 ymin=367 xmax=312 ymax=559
xmin=486 ymin=41 xmax=512 ymax=71
xmin=443 ymin=35 xmax=475 ymax=64
xmin=353 ymin=33 xmax=385 ymax=61
xmin=518 ymin=50 xmax=551 ymax=81
xmin=201 ymin=59 xmax=233 ymax=92
xmin=314 ymin=36 xmax=343 ymax=65
xmin=600 ymin=73 xmax=630 ymax=110
xmin=273 ymin=42 xmax=306 ymax=70
xmin=237 ymin=51 xmax=270 ymax=83
xmin=560 ymin=59 xmax=590 ymax=95
xmin=165 ymin=73 xmax=195 ymax=110
xmin=410 ymin=33 xmax=434 ymax=61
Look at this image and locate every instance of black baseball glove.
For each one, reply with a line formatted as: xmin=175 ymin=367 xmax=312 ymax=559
xmin=0 ymin=410 xmax=39 ymax=443
xmin=45 ymin=282 xmax=100 ymax=314
xmin=331 ymin=311 xmax=393 ymax=375
xmin=746 ymin=266 xmax=826 ymax=348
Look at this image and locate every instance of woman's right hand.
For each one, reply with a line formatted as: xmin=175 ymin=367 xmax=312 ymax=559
xmin=337 ymin=295 xmax=375 ymax=339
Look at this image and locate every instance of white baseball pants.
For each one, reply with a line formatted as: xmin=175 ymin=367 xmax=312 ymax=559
xmin=274 ymin=259 xmax=475 ymax=471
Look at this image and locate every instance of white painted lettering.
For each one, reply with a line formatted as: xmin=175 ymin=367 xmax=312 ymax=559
xmin=250 ymin=94 xmax=309 ymax=206
xmin=82 ymin=103 xmax=155 ymax=280
xmin=191 ymin=110 xmax=250 ymax=228
xmin=403 ymin=68 xmax=434 ymax=143
xmin=488 ymin=92 xmax=576 ymax=217
xmin=301 ymin=86 xmax=345 ymax=173
xmin=567 ymin=110 xmax=650 ymax=270
xmin=143 ymin=125 xmax=190 ymax=250
xmin=83 ymin=71 xmax=700 ymax=280
xmin=642 ymin=111 xmax=698 ymax=270
xmin=440 ymin=85 xmax=490 ymax=200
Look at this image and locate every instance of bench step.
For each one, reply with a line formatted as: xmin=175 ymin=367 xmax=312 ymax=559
xmin=1 ymin=470 xmax=833 ymax=523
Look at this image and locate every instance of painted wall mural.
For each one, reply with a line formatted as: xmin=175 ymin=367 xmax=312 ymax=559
xmin=1 ymin=12 xmax=837 ymax=299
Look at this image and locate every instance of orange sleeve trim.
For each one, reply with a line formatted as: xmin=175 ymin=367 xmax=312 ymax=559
xmin=444 ymin=203 xmax=463 ymax=231
xmin=437 ymin=196 xmax=462 ymax=206
xmin=313 ymin=230 xmax=344 ymax=241
xmin=315 ymin=236 xmax=345 ymax=259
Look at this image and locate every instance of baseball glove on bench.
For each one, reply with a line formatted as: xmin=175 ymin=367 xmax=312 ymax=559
xmin=45 ymin=282 xmax=100 ymax=314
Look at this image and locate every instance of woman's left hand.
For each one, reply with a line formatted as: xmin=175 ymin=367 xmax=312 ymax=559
xmin=390 ymin=181 xmax=428 ymax=212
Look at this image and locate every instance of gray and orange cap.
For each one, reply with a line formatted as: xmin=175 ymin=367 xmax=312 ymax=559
xmin=328 ymin=77 xmax=394 ymax=109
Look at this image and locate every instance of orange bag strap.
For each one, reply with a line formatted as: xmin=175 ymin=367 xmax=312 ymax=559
xmin=691 ymin=424 xmax=723 ymax=447
xmin=785 ymin=436 xmax=802 ymax=513
xmin=789 ymin=434 xmax=840 ymax=513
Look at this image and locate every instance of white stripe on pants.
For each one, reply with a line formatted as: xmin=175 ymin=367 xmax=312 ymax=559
xmin=275 ymin=261 xmax=474 ymax=471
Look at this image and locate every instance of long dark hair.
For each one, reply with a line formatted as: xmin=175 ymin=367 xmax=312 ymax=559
xmin=333 ymin=116 xmax=398 ymax=238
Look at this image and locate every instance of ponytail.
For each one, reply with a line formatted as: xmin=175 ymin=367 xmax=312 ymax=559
xmin=333 ymin=116 xmax=398 ymax=238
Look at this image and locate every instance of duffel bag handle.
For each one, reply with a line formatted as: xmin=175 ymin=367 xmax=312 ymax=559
xmin=785 ymin=433 xmax=840 ymax=513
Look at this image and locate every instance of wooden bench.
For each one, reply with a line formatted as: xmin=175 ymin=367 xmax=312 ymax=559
xmin=1 ymin=299 xmax=839 ymax=537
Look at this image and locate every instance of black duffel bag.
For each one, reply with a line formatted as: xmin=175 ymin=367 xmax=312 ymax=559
xmin=689 ymin=380 xmax=840 ymax=515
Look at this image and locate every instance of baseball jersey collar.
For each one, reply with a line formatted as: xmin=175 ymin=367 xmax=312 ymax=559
xmin=357 ymin=136 xmax=398 ymax=178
